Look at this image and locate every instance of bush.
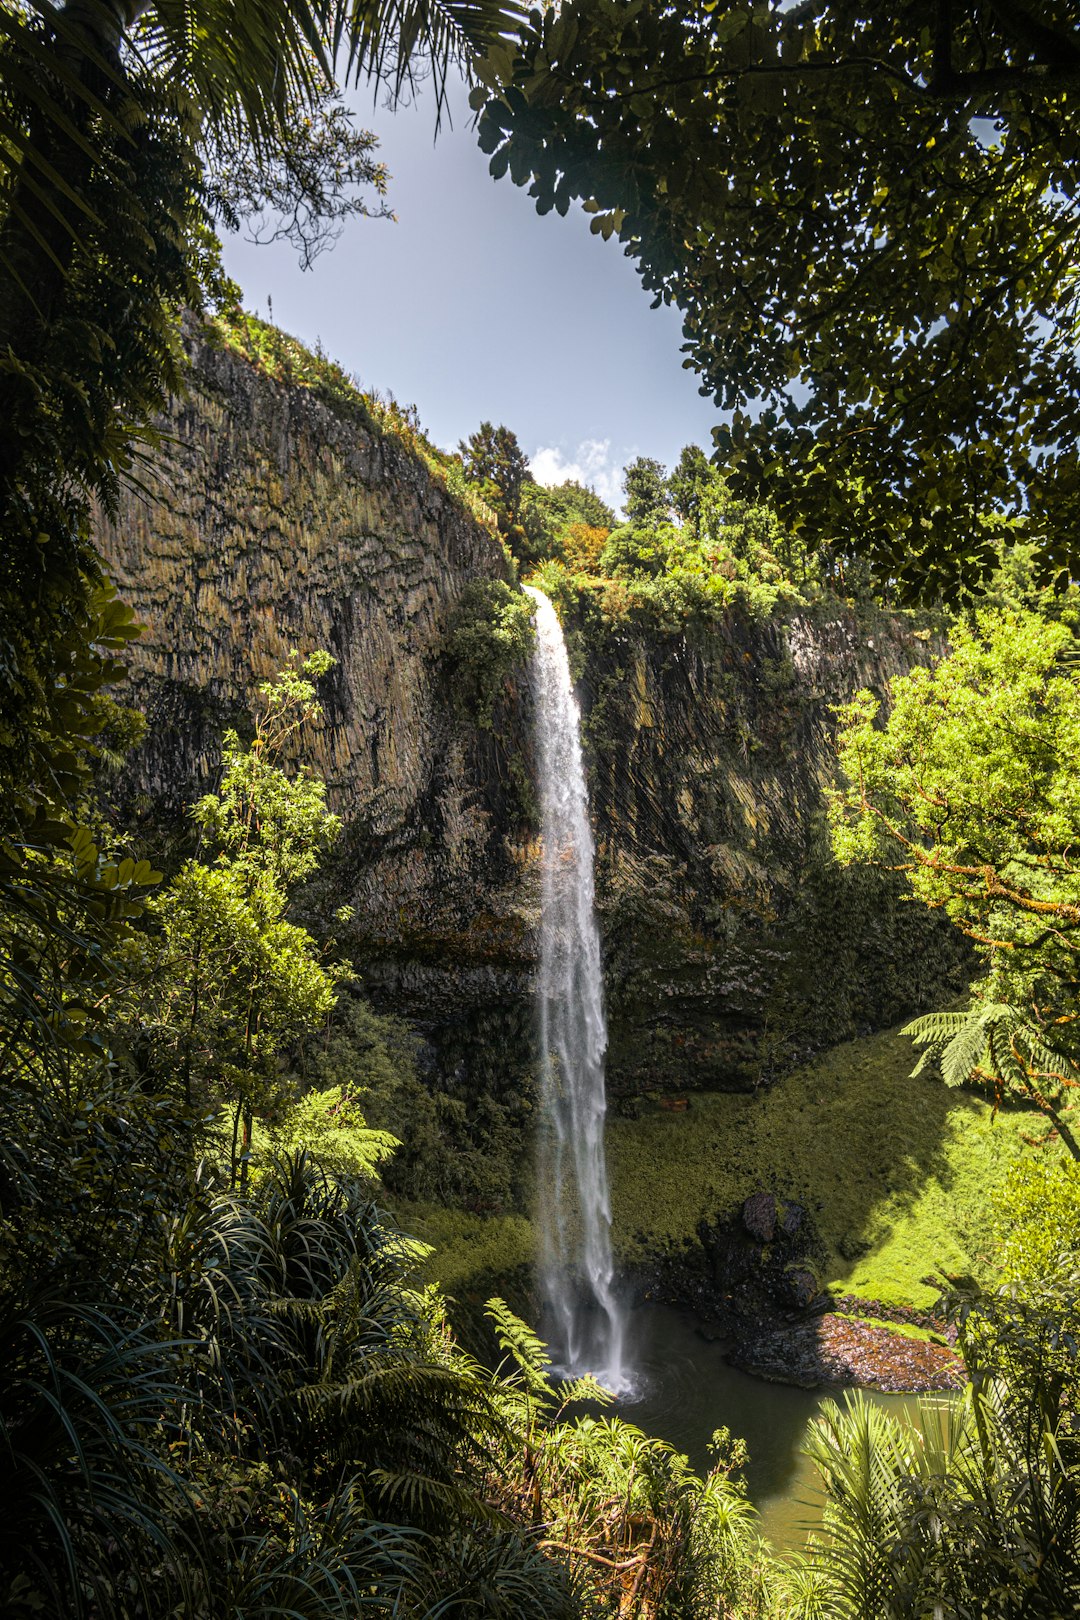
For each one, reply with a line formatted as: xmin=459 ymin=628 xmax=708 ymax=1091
xmin=444 ymin=580 xmax=536 ymax=728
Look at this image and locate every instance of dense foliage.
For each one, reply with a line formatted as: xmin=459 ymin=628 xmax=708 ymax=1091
xmin=832 ymin=607 xmax=1080 ymax=1157
xmin=445 ymin=578 xmax=537 ymax=728
xmin=529 ymin=446 xmax=820 ymax=638
xmin=803 ymin=1277 xmax=1080 ymax=1618
xmin=475 ymin=0 xmax=1080 ymax=597
xmin=0 ymin=644 xmax=802 ymax=1618
xmin=5 ymin=1 xmax=1080 ymax=1611
xmin=457 ymin=419 xmax=616 ymax=567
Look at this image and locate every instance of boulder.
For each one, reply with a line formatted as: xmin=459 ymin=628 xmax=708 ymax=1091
xmin=742 ymin=1191 xmax=777 ymax=1243
xmin=777 ymin=1266 xmax=820 ymax=1310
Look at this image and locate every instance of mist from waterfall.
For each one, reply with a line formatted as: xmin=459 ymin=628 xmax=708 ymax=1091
xmin=524 ymin=585 xmax=627 ymax=1394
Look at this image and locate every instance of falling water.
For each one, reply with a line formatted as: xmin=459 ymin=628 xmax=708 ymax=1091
xmin=524 ymin=585 xmax=627 ymax=1394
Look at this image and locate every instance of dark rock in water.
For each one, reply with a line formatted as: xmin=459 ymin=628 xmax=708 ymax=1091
xmin=632 ymin=1221 xmax=957 ymax=1393
xmin=696 ymin=1193 xmax=828 ymax=1339
xmin=742 ymin=1191 xmax=777 ymax=1243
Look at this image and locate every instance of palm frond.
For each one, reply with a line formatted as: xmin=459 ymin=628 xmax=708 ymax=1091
xmin=335 ymin=0 xmax=526 ymax=114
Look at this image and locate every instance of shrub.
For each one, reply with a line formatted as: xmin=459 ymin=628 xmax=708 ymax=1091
xmin=444 ymin=580 xmax=536 ymax=728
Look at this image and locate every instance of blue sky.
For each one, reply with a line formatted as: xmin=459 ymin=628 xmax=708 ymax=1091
xmin=221 ymin=80 xmax=720 ymax=512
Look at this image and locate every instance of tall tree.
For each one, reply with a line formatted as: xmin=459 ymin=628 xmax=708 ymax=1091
xmin=622 ymin=455 xmax=671 ymax=528
xmin=475 ymin=0 xmax=1080 ymax=596
xmin=459 ymin=420 xmax=531 ymax=529
xmin=136 ymin=654 xmax=345 ymax=1187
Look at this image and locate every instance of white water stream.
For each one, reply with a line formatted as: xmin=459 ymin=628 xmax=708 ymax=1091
xmin=524 ymin=586 xmax=628 ymax=1394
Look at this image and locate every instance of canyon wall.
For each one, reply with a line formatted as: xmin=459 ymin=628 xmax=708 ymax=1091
xmin=98 ymin=325 xmax=966 ymax=1156
xmin=580 ymin=609 xmax=965 ymax=1092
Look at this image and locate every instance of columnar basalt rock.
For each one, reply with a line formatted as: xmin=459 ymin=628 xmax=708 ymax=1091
xmin=579 ymin=609 xmax=968 ymax=1093
xmin=98 ymin=322 xmax=537 ymax=999
xmin=97 ymin=327 xmax=967 ymax=1165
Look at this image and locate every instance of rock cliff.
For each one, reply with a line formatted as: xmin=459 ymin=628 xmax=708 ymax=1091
xmin=581 ymin=606 xmax=967 ymax=1092
xmin=97 ymin=322 xmax=966 ymax=1195
xmin=98 ymin=320 xmax=535 ymax=981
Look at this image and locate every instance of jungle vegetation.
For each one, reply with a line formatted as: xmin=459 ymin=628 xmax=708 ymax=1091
xmin=1 ymin=0 xmax=1079 ymax=1614
xmin=457 ymin=425 xmax=843 ymax=635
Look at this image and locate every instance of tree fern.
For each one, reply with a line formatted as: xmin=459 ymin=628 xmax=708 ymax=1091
xmin=902 ymin=1004 xmax=1014 ymax=1087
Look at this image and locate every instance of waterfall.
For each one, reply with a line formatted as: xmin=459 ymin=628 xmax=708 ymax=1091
xmin=524 ymin=585 xmax=627 ymax=1394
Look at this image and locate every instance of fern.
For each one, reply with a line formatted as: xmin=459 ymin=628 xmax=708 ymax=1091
xmin=902 ymin=1009 xmax=976 ymax=1077
xmin=485 ymin=1296 xmax=555 ymax=1398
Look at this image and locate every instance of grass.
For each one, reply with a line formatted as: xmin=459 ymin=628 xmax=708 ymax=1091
xmin=834 ymin=1315 xmax=947 ymax=1346
xmin=606 ymin=1022 xmax=1055 ymax=1311
xmin=399 ymin=1205 xmax=534 ymax=1294
xmin=408 ymin=1023 xmax=1060 ymax=1313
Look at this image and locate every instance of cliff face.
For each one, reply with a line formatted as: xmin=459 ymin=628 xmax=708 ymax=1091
xmin=581 ymin=610 xmax=966 ymax=1093
xmin=98 ymin=326 xmax=965 ymax=1146
xmin=98 ymin=322 xmax=537 ymax=1007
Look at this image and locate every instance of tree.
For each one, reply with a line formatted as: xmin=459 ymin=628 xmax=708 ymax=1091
xmin=1 ymin=0 xmax=523 ymax=357
xmin=204 ymin=80 xmax=393 ymax=271
xmin=623 ymin=456 xmax=671 ymax=528
xmin=459 ymin=420 xmax=531 ymax=531
xmin=668 ymin=445 xmax=713 ymax=533
xmin=560 ymin=521 xmax=609 ymax=573
xmin=518 ymin=476 xmax=614 ymax=565
xmin=475 ymin=0 xmax=1080 ymax=595
xmin=132 ymin=653 xmax=345 ymax=1188
xmin=830 ymin=608 xmax=1080 ymax=1156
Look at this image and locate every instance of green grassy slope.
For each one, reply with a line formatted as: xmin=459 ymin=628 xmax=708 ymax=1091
xmin=406 ymin=1023 xmax=1058 ymax=1312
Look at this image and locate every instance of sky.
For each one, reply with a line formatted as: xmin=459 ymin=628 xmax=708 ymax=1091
xmin=221 ymin=79 xmax=720 ymax=513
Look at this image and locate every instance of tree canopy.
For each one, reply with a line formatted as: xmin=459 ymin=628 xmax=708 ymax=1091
xmin=475 ymin=0 xmax=1080 ymax=596
xmin=831 ymin=606 xmax=1080 ymax=1154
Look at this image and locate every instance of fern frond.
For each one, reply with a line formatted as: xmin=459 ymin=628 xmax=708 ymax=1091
xmin=484 ymin=1297 xmax=555 ymax=1402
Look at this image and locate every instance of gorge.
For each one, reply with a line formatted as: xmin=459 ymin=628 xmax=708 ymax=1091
xmin=97 ymin=317 xmax=969 ymax=1151
xmin=7 ymin=0 xmax=1080 ymax=1602
xmin=88 ymin=315 xmax=1024 ymax=1391
xmin=88 ymin=324 xmax=1046 ymax=1344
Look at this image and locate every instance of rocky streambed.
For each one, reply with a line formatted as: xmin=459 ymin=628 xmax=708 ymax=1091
xmin=634 ymin=1189 xmax=965 ymax=1395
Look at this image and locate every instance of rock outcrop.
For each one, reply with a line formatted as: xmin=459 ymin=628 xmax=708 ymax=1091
xmin=97 ymin=323 xmax=967 ymax=1170
xmin=98 ymin=322 xmax=536 ymax=991
xmin=580 ymin=605 xmax=967 ymax=1092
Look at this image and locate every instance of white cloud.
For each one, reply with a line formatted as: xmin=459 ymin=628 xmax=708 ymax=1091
xmin=529 ymin=439 xmax=626 ymax=516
